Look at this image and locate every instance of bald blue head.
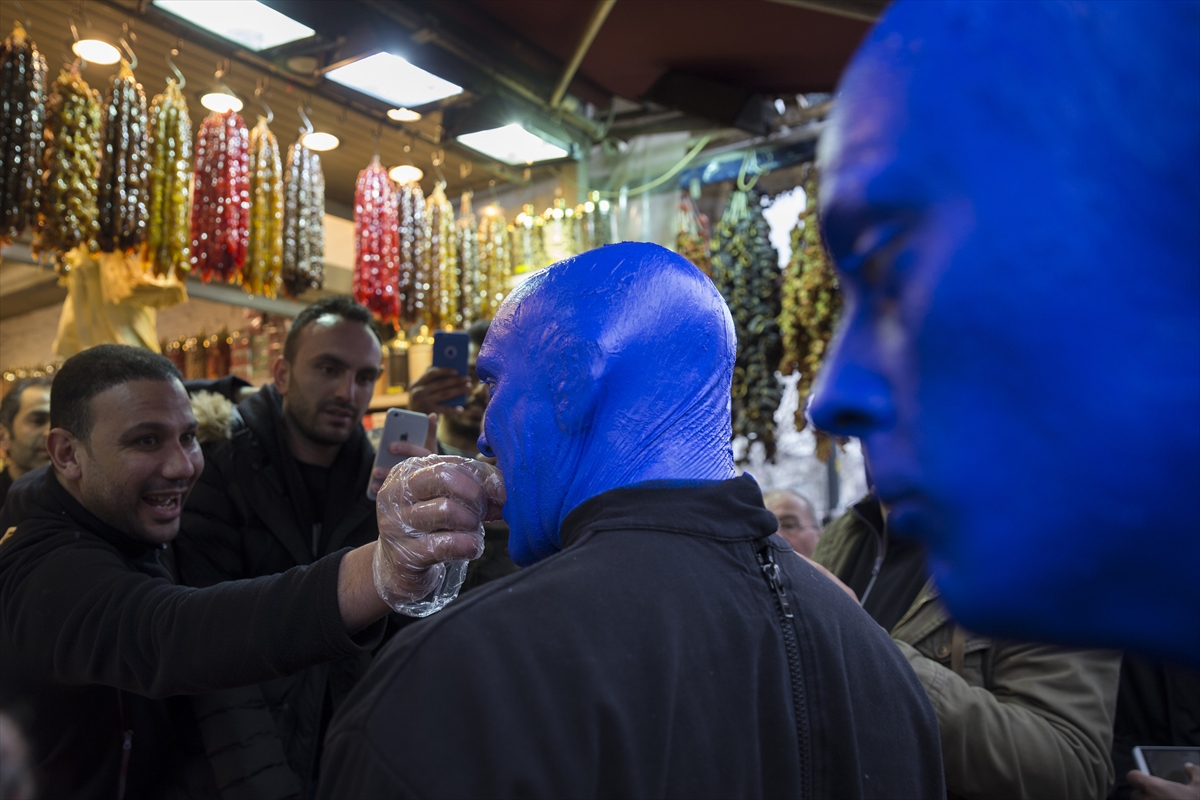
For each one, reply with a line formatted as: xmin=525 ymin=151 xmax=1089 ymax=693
xmin=477 ymin=242 xmax=738 ymax=565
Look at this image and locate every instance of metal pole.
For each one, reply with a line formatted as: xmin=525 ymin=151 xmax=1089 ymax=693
xmin=550 ymin=0 xmax=618 ymax=108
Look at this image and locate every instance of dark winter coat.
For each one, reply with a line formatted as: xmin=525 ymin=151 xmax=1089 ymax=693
xmin=0 ymin=468 xmax=381 ymax=800
xmin=318 ymin=476 xmax=945 ymax=799
xmin=177 ymin=385 xmax=378 ymax=797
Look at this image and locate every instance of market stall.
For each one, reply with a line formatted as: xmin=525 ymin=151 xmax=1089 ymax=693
xmin=0 ymin=0 xmax=875 ymax=512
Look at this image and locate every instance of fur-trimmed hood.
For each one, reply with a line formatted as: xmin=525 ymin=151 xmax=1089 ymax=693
xmin=190 ymin=391 xmax=237 ymax=445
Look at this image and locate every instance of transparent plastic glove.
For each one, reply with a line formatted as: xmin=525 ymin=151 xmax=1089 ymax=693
xmin=373 ymin=454 xmax=505 ymax=617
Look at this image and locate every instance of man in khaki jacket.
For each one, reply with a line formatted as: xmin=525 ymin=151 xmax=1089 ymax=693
xmin=813 ymin=494 xmax=1122 ymax=800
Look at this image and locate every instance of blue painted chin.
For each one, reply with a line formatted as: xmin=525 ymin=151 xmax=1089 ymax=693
xmin=811 ymin=0 xmax=1200 ymax=663
xmin=477 ymin=242 xmax=740 ymax=567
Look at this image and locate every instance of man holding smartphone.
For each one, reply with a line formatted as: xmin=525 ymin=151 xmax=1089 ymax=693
xmin=176 ymin=296 xmax=436 ymax=797
xmin=407 ymin=320 xmax=492 ymax=457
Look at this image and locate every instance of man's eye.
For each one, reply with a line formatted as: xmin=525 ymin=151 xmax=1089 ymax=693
xmin=181 ymin=432 xmax=196 ymax=446
xmin=136 ymin=436 xmax=157 ymax=447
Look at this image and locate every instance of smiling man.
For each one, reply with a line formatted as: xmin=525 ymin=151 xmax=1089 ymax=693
xmin=0 ymin=344 xmax=483 ymax=799
xmin=809 ymin=0 xmax=1199 ymax=663
xmin=176 ymin=295 xmax=408 ymax=796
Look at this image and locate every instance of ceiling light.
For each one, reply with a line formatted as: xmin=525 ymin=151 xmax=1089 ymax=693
xmin=153 ymin=0 xmax=315 ymax=51
xmin=456 ymin=123 xmax=569 ymax=165
xmin=301 ymin=131 xmax=339 ymax=151
xmin=387 ymin=107 xmax=422 ymax=123
xmin=389 ymin=164 xmax=424 ymax=184
xmin=326 ymin=52 xmax=462 ymax=108
xmin=201 ymin=86 xmax=243 ymax=113
xmin=72 ymin=39 xmax=121 ymax=65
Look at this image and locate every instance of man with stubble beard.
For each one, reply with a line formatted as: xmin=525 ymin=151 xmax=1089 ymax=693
xmin=176 ymin=295 xmax=436 ymax=798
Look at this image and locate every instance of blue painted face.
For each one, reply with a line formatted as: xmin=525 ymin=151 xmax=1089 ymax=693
xmin=811 ymin=0 xmax=1200 ymax=663
xmin=477 ymin=242 xmax=739 ymax=566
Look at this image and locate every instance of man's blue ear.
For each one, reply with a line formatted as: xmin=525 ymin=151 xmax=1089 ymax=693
xmin=549 ymin=338 xmax=602 ymax=435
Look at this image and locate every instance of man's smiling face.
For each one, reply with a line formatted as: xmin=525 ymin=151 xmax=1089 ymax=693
xmin=73 ymin=379 xmax=204 ymax=545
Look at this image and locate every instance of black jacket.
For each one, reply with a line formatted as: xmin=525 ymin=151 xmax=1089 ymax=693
xmin=0 ymin=469 xmax=381 ymax=800
xmin=318 ymin=476 xmax=945 ymax=799
xmin=177 ymin=385 xmax=378 ymax=797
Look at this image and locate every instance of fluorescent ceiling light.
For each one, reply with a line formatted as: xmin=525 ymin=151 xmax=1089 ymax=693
xmin=301 ymin=131 xmax=340 ymax=151
xmin=387 ymin=107 xmax=422 ymax=122
xmin=456 ymin=123 xmax=569 ymax=165
xmin=72 ymin=39 xmax=121 ymax=65
xmin=326 ymin=53 xmax=462 ymax=108
xmin=153 ymin=0 xmax=315 ymax=51
xmin=389 ymin=164 xmax=424 ymax=184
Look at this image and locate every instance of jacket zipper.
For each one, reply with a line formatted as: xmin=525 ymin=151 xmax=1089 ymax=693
xmin=757 ymin=546 xmax=812 ymax=798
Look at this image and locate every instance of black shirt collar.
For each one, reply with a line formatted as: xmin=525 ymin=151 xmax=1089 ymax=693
xmin=560 ymin=474 xmax=778 ymax=550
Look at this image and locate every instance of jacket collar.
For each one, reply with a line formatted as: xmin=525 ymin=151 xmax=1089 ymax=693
xmin=559 ymin=474 xmax=778 ymax=550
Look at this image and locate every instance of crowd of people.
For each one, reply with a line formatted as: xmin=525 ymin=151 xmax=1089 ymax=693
xmin=0 ymin=1 xmax=1197 ymax=798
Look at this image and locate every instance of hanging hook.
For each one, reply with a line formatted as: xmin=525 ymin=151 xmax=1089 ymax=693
xmin=298 ymin=104 xmax=314 ymax=135
xmin=166 ymin=45 xmax=185 ymax=88
xmin=255 ymin=77 xmax=273 ymax=124
xmin=371 ymin=123 xmax=382 ymax=157
xmin=11 ymin=0 xmax=31 ymax=28
xmin=119 ymin=38 xmax=137 ymax=70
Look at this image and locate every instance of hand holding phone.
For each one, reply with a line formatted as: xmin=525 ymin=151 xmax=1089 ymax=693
xmin=432 ymin=331 xmax=470 ymax=408
xmin=368 ymin=409 xmax=434 ymax=499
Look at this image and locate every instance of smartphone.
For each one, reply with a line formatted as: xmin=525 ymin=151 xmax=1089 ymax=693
xmin=1133 ymin=746 xmax=1200 ymax=784
xmin=368 ymin=408 xmax=430 ymax=499
xmin=432 ymin=330 xmax=470 ymax=408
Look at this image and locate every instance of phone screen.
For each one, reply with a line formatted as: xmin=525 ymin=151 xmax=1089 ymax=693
xmin=1134 ymin=747 xmax=1200 ymax=784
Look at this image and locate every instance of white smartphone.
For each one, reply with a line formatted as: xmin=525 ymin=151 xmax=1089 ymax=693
xmin=368 ymin=408 xmax=430 ymax=499
xmin=1133 ymin=746 xmax=1200 ymax=784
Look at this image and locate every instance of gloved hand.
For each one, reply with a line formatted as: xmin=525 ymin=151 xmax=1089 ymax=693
xmin=373 ymin=455 xmax=505 ymax=616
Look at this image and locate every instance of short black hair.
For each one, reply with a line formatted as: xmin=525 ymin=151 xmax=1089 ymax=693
xmin=467 ymin=319 xmax=490 ymax=348
xmin=51 ymin=345 xmax=183 ymax=442
xmin=283 ymin=295 xmax=380 ymax=363
xmin=0 ymin=376 xmax=53 ymax=433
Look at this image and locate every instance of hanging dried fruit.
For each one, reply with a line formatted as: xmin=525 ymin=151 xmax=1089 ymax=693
xmin=243 ymin=117 xmax=283 ymax=297
xmin=675 ymin=190 xmax=712 ymax=277
xmin=33 ymin=64 xmax=102 ymax=262
xmin=0 ymin=21 xmax=47 ymax=243
xmin=145 ymin=78 xmax=192 ymax=278
xmin=96 ymin=60 xmax=149 ymax=253
xmin=779 ymin=169 xmax=842 ymax=434
xmin=281 ymin=137 xmax=324 ymax=296
xmin=190 ymin=110 xmax=249 ymax=282
xmin=456 ymin=192 xmax=480 ymax=326
xmin=478 ymin=209 xmax=511 ymax=319
xmin=397 ymin=180 xmax=427 ymax=327
xmin=353 ymin=155 xmax=400 ymax=323
xmin=711 ymin=188 xmax=783 ymax=462
xmin=425 ymin=182 xmax=457 ymax=328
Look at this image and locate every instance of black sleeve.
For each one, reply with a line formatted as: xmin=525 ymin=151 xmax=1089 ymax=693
xmin=1 ymin=533 xmax=382 ymax=699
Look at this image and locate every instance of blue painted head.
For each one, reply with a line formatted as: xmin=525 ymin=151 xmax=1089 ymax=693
xmin=811 ymin=0 xmax=1200 ymax=663
xmin=477 ymin=242 xmax=738 ymax=566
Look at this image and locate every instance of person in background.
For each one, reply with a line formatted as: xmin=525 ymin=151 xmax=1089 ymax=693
xmin=318 ymin=242 xmax=944 ymax=799
xmin=764 ymin=489 xmax=822 ymax=557
xmin=0 ymin=376 xmax=52 ymax=508
xmin=176 ymin=295 xmax=435 ymax=797
xmin=814 ymin=491 xmax=1122 ymax=800
xmin=406 ymin=319 xmax=491 ymax=457
xmin=0 ymin=344 xmax=481 ymax=799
